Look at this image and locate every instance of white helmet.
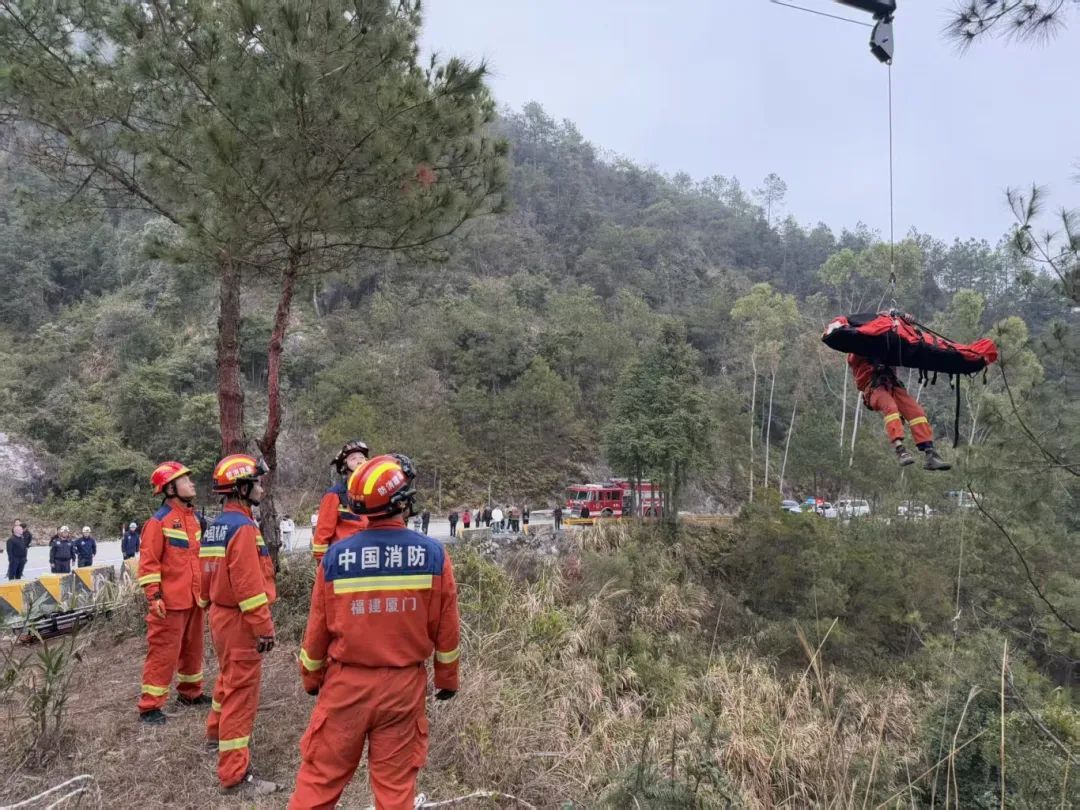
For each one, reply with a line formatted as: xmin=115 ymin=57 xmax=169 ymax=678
xmin=129 ymin=522 xmax=137 ymax=530
xmin=82 ymin=526 xmax=91 ymax=534
xmin=60 ymin=525 xmax=70 ymax=533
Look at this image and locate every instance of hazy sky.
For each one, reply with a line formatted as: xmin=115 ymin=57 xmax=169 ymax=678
xmin=421 ymin=1 xmax=1078 ymax=244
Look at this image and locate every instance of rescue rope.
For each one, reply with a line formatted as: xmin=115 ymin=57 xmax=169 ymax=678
xmin=768 ymin=0 xmax=873 ymax=26
xmin=878 ymin=62 xmax=897 ymax=312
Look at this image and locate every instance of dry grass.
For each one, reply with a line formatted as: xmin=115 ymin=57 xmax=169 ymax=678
xmin=0 ymin=536 xmax=931 ymax=809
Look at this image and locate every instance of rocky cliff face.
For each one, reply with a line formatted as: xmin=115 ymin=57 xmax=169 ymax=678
xmin=0 ymin=431 xmax=47 ymax=501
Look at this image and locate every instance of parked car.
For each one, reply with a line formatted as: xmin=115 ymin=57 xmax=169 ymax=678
xmin=897 ymin=503 xmax=934 ymax=519
xmin=804 ymin=502 xmax=838 ymax=519
xmin=780 ymin=499 xmax=802 ymax=514
xmin=837 ymin=499 xmax=871 ymax=518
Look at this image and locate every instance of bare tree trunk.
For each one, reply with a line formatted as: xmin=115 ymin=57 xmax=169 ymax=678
xmin=764 ymin=366 xmax=777 ymax=488
xmin=748 ymin=354 xmax=757 ymax=502
xmin=848 ymin=389 xmax=862 ymax=468
xmin=779 ymin=393 xmax=799 ymax=494
xmin=256 ymin=255 xmax=299 ymax=569
xmin=217 ymin=258 xmax=246 ymax=454
xmin=969 ymin=397 xmax=981 ymax=446
xmin=839 ymin=365 xmax=848 ymax=457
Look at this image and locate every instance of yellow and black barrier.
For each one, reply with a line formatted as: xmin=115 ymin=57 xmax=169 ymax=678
xmin=3 ymin=563 xmax=129 ymax=635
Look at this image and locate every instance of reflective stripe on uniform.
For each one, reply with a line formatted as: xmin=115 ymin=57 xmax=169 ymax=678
xmin=238 ymin=592 xmax=268 ymax=612
xmin=256 ymin=535 xmax=265 ymax=546
xmin=162 ymin=528 xmax=188 ymax=539
xmin=138 ymin=573 xmax=162 ymax=586
xmin=211 ymin=699 xmax=222 ymax=712
xmin=332 ymin=575 xmax=433 ymax=594
xmin=299 ymin=648 xmax=324 ymax=671
xmin=909 ymin=416 xmax=929 ymax=427
xmin=176 ymin=671 xmax=202 ymax=683
xmin=219 ymin=736 xmax=249 ymax=751
xmin=312 ymin=543 xmax=329 ymax=554
xmin=141 ymin=683 xmax=169 ymax=696
xmin=883 ymin=412 xmax=902 ymax=424
xmin=435 ymin=648 xmax=460 ymax=664
xmin=199 ymin=546 xmax=226 ymax=558
xmin=197 ymin=597 xmax=210 ymax=609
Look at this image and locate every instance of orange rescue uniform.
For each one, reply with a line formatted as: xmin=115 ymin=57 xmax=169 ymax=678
xmin=289 ymin=517 xmax=460 ymax=810
xmin=311 ymin=480 xmax=368 ymax=562
xmin=137 ymin=499 xmax=204 ymax=712
xmin=848 ymin=354 xmax=935 ymax=448
xmin=200 ymin=503 xmax=277 ymax=788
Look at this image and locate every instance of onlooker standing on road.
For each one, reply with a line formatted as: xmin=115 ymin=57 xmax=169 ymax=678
xmin=521 ymin=505 xmax=530 ymax=535
xmin=491 ymin=507 xmax=504 ymax=533
xmin=421 ymin=508 xmax=431 ymax=535
xmin=482 ymin=506 xmax=492 ymax=527
xmin=7 ymin=522 xmax=28 ymax=580
xmin=76 ymin=526 xmax=98 ymax=567
xmin=279 ymin=514 xmax=296 ymax=552
xmin=50 ymin=527 xmax=75 ymax=573
xmin=122 ymin=522 xmax=140 ymax=559
xmin=461 ymin=508 xmax=471 ymax=532
xmin=447 ymin=510 xmax=458 ymax=538
xmin=553 ymin=505 xmax=563 ymax=531
xmin=19 ymin=520 xmax=32 ymax=551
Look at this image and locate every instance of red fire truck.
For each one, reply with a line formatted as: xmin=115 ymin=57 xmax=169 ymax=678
xmin=564 ymin=479 xmax=662 ymax=518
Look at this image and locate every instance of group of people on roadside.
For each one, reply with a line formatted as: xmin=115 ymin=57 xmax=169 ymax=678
xmin=3 ymin=519 xmax=146 ymax=581
xmin=4 ymin=521 xmax=99 ymax=578
xmin=446 ymin=504 xmax=532 ymax=536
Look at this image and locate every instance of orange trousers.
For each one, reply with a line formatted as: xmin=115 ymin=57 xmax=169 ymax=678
xmin=138 ymin=606 xmax=204 ymax=713
xmin=206 ymin=606 xmax=263 ymax=788
xmin=289 ymin=663 xmax=429 ymax=810
xmin=867 ymin=385 xmax=934 ymax=447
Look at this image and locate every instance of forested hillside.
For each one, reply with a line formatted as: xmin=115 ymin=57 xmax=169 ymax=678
xmin=1 ymin=101 xmax=1074 ymax=530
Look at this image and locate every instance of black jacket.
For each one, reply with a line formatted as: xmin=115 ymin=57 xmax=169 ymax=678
xmin=50 ymin=538 xmax=75 ymax=563
xmin=121 ymin=529 xmax=140 ymax=557
xmin=6 ymin=535 xmax=27 ymax=563
xmin=75 ymin=536 xmax=97 ymax=563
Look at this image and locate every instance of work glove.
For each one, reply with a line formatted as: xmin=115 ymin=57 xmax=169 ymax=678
xmin=434 ymin=689 xmax=456 ymax=701
xmin=147 ymin=593 xmax=166 ymax=619
xmin=256 ymin=634 xmax=275 ymax=654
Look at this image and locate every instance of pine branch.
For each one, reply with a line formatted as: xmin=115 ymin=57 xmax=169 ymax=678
xmin=968 ymin=487 xmax=1079 ymax=634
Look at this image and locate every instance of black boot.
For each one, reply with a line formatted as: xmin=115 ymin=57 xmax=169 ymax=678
xmin=177 ymin=693 xmax=212 ymax=707
xmin=139 ymin=709 xmax=168 ymax=725
xmin=924 ymin=448 xmax=951 ymax=471
xmin=895 ymin=445 xmax=915 ymax=467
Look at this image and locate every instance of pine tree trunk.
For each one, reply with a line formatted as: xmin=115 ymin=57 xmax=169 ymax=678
xmin=839 ymin=365 xmax=848 ymax=457
xmin=848 ymin=389 xmax=862 ymax=468
xmin=764 ymin=367 xmax=776 ymax=487
xmin=256 ymin=254 xmax=299 ymax=569
xmin=217 ymin=258 xmax=246 ymax=455
xmin=749 ymin=353 xmax=757 ymax=502
xmin=779 ymin=393 xmax=799 ymax=493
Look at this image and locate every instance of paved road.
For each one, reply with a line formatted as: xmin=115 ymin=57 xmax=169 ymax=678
xmin=8 ymin=516 xmax=557 ymax=583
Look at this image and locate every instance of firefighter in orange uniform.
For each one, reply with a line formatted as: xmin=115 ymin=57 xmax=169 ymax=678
xmin=137 ymin=461 xmax=207 ymax=724
xmin=289 ymin=454 xmax=460 ymax=810
xmin=848 ymin=353 xmax=951 ymax=470
xmin=200 ymin=454 xmax=279 ymax=796
xmin=311 ymin=439 xmax=370 ymax=562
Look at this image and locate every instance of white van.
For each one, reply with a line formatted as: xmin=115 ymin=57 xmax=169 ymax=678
xmin=837 ymin=499 xmax=871 ymax=518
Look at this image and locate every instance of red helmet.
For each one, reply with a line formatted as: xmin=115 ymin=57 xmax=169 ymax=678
xmin=332 ymin=439 xmax=370 ymax=474
xmin=346 ymin=454 xmax=416 ymax=517
xmin=151 ymin=461 xmax=192 ymax=495
xmin=211 ymin=454 xmax=268 ymax=495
